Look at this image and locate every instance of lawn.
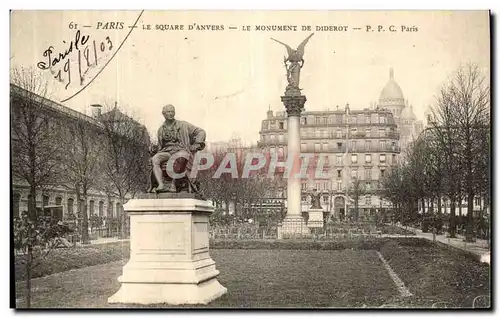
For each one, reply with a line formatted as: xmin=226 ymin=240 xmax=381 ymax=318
xmin=380 ymin=238 xmax=491 ymax=308
xmin=14 ymin=242 xmax=129 ymax=282
xmin=13 ymin=238 xmax=491 ymax=308
xmin=15 ymin=249 xmax=399 ymax=308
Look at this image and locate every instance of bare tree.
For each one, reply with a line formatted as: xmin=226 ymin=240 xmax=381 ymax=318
xmin=431 ymin=63 xmax=490 ymax=240
xmin=348 ymin=177 xmax=364 ymax=221
xmin=99 ymin=103 xmax=151 ymax=238
xmin=11 ymin=67 xmax=64 ymax=218
xmin=60 ymin=119 xmax=105 ymax=244
xmin=10 ymin=66 xmax=64 ymax=307
xmin=380 ymin=163 xmax=407 ymax=223
xmin=198 ymin=147 xmax=282 ymax=219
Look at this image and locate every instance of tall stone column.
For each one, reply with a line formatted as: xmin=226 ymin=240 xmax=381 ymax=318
xmin=281 ymin=95 xmax=308 ymax=236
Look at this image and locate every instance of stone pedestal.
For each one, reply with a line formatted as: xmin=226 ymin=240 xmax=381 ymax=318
xmin=108 ymin=195 xmax=227 ymax=305
xmin=307 ymin=209 xmax=324 ymax=228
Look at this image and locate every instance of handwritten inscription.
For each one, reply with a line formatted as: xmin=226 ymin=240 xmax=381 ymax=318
xmin=37 ymin=30 xmax=114 ymax=89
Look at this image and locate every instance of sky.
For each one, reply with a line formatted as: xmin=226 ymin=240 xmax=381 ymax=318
xmin=10 ymin=10 xmax=490 ymax=145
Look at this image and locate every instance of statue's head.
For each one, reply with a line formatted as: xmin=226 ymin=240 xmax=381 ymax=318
xmin=162 ymin=104 xmax=176 ymax=120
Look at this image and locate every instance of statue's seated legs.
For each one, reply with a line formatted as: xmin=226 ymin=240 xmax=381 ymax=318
xmin=150 ymin=150 xmax=192 ymax=193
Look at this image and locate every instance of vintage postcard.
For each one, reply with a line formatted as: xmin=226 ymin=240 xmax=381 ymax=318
xmin=10 ymin=10 xmax=491 ymax=309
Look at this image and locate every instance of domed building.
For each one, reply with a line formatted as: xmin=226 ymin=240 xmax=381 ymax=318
xmin=378 ymin=68 xmax=423 ymax=152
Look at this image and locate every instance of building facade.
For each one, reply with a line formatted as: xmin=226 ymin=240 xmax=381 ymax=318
xmin=10 ymin=84 xmax=148 ymax=225
xmin=258 ymin=105 xmax=400 ymax=219
xmin=257 ymin=68 xmax=423 ymax=220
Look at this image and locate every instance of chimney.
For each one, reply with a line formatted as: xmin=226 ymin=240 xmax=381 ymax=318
xmin=91 ymin=104 xmax=102 ymax=118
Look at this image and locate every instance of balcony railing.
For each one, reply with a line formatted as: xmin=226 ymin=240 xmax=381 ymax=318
xmin=349 ymin=131 xmax=400 ymax=139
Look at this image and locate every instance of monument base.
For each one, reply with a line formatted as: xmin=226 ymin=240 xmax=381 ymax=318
xmin=279 ymin=216 xmax=310 ymax=238
xmin=307 ymin=209 xmax=324 ymax=228
xmin=108 ymin=276 xmax=227 ymax=305
xmin=108 ymin=197 xmax=227 ymax=306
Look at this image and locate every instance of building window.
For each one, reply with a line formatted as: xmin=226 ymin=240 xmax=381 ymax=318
xmin=366 ymin=182 xmax=371 ymax=191
xmin=99 ymin=201 xmax=104 ymax=217
xmin=42 ymin=195 xmax=49 ymax=208
xmin=366 ymin=196 xmax=371 ymax=205
xmin=366 ymin=169 xmax=371 ymax=180
xmin=337 ymin=180 xmax=342 ymax=191
xmin=351 ymin=154 xmax=358 ymax=164
xmin=351 ymin=169 xmax=358 ymax=179
xmin=67 ymin=198 xmax=74 ymax=215
xmin=379 ymin=116 xmax=386 ymax=124
xmin=475 ymin=197 xmax=481 ymax=206
xmin=336 ymin=155 xmax=343 ymax=165
xmin=366 ymin=115 xmax=371 ymax=124
xmin=351 ymin=141 xmax=357 ymax=151
xmin=270 ymin=147 xmax=276 ymax=154
xmin=322 ymin=143 xmax=328 ymax=151
xmin=337 ymin=170 xmax=342 ymax=178
xmin=366 ymin=154 xmax=372 ymax=163
xmin=315 ymin=130 xmax=321 ymax=138
xmin=337 ymin=142 xmax=343 ymax=150
xmin=279 ymin=122 xmax=284 ymax=129
xmin=301 ymin=143 xmax=307 ymax=152
xmin=315 ymin=143 xmax=321 ymax=152
xmin=380 ymin=169 xmax=386 ymax=178
xmin=365 ymin=128 xmax=371 ymax=137
xmin=278 ymin=134 xmax=285 ymax=142
xmin=392 ymin=154 xmax=397 ymax=164
xmin=302 ymin=182 xmax=307 ymax=192
xmin=336 ymin=115 xmax=342 ymax=124
xmin=278 ymin=147 xmax=284 ymax=158
xmin=391 ymin=141 xmax=396 ymax=151
xmin=336 ymin=130 xmax=342 ymax=138
xmin=380 ymin=154 xmax=386 ymax=163
xmin=380 ymin=140 xmax=386 ymax=149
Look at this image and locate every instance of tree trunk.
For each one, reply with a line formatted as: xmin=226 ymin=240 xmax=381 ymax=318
xmin=25 ymin=246 xmax=32 ymax=308
xmin=449 ymin=197 xmax=456 ymax=238
xmin=437 ymin=196 xmax=442 ymax=215
xmin=81 ymin=194 xmax=90 ymax=244
xmin=29 ymin=185 xmax=37 ymax=221
xmin=465 ymin=192 xmax=475 ymax=242
xmin=119 ymin=197 xmax=126 ymax=239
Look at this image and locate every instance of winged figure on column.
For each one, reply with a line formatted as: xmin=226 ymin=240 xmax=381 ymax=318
xmin=271 ymin=33 xmax=314 ymax=93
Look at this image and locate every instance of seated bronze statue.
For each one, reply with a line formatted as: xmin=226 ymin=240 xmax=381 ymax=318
xmin=146 ymin=104 xmax=206 ymax=194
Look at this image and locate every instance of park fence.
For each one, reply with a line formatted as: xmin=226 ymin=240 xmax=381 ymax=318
xmin=209 ymin=221 xmax=416 ymax=240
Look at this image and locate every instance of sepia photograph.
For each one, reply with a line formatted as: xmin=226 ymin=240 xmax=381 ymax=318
xmin=9 ymin=9 xmax=491 ymax=309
